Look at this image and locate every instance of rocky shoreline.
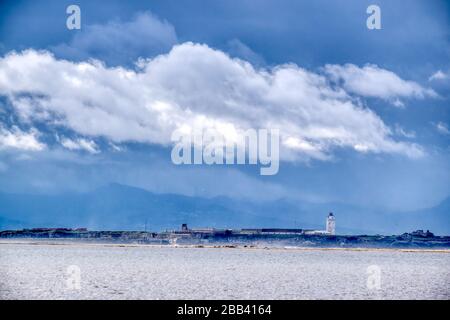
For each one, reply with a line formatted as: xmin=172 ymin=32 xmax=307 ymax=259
xmin=1 ymin=228 xmax=450 ymax=249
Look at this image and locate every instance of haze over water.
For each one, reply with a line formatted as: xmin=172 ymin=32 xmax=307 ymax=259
xmin=0 ymin=241 xmax=448 ymax=300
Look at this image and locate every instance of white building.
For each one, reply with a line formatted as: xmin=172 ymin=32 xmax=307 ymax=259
xmin=326 ymin=212 xmax=336 ymax=235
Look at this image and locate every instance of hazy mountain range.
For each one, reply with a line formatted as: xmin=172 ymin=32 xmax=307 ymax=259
xmin=0 ymin=183 xmax=448 ymax=235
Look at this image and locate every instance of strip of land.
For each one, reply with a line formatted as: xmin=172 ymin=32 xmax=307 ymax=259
xmin=0 ymin=239 xmax=449 ymax=253
xmin=1 ymin=227 xmax=449 ymax=250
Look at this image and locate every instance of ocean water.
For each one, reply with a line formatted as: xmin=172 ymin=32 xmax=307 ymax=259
xmin=0 ymin=241 xmax=449 ymax=300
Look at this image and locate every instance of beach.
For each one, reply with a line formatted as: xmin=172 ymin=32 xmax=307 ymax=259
xmin=0 ymin=240 xmax=449 ymax=300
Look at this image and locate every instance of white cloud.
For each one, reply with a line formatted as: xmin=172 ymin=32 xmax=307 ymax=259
xmin=435 ymin=122 xmax=450 ymax=135
xmin=394 ymin=124 xmax=416 ymax=139
xmin=0 ymin=44 xmax=424 ymax=161
xmin=109 ymin=142 xmax=123 ymax=152
xmin=0 ymin=126 xmax=45 ymax=151
xmin=392 ymin=99 xmax=405 ymax=108
xmin=60 ymin=137 xmax=100 ymax=154
xmin=324 ymin=63 xmax=436 ymax=104
xmin=429 ymin=70 xmax=448 ymax=81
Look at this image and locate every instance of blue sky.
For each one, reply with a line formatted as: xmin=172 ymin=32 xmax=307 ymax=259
xmin=0 ymin=0 xmax=449 ymax=214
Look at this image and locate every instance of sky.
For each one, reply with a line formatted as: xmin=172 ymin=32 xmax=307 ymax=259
xmin=0 ymin=0 xmax=449 ymax=213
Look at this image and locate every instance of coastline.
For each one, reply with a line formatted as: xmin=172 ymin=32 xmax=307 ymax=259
xmin=1 ymin=238 xmax=449 ymax=254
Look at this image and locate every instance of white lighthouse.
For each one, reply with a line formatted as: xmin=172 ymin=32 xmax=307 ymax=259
xmin=326 ymin=212 xmax=336 ymax=235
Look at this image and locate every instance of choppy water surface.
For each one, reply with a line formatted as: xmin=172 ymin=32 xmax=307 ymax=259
xmin=0 ymin=241 xmax=448 ymax=299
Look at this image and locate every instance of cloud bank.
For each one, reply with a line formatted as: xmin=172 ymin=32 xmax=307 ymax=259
xmin=59 ymin=136 xmax=100 ymax=154
xmin=324 ymin=64 xmax=436 ymax=106
xmin=0 ymin=126 xmax=44 ymax=151
xmin=0 ymin=43 xmax=427 ymax=160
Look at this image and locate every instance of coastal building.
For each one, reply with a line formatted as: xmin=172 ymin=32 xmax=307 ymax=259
xmin=241 ymin=228 xmax=304 ymax=235
xmin=326 ymin=212 xmax=336 ymax=235
xmin=177 ymin=213 xmax=337 ymax=236
xmin=303 ymin=230 xmax=329 ymax=235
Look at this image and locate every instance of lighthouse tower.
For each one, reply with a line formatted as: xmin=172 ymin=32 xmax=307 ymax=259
xmin=326 ymin=212 xmax=336 ymax=235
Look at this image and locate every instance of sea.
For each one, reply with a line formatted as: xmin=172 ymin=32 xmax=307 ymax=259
xmin=0 ymin=240 xmax=448 ymax=300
